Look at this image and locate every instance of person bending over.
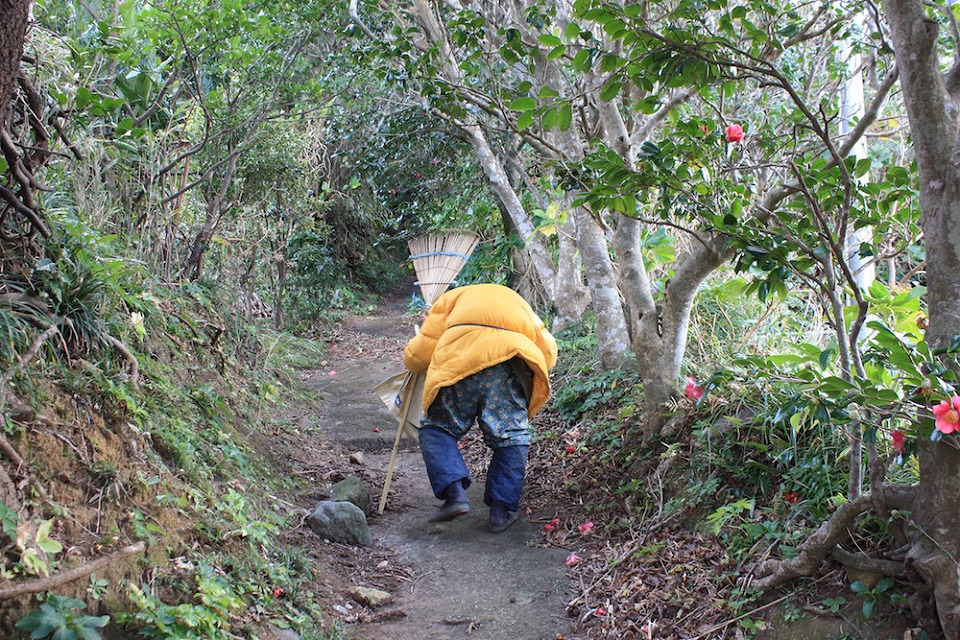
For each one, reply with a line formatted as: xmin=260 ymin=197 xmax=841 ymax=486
xmin=403 ymin=283 xmax=558 ymax=533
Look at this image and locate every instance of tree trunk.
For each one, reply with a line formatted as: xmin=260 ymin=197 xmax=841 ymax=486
xmin=552 ymin=203 xmax=589 ymax=333
xmin=461 ymin=122 xmax=559 ymax=292
xmin=574 ymin=207 xmax=631 ymax=367
xmin=0 ymin=1 xmax=29 ymax=123
xmin=885 ymin=1 xmax=960 ymax=637
xmin=185 ymin=149 xmax=240 ymax=281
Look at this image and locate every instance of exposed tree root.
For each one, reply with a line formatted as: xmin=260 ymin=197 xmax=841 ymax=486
xmin=751 ymin=483 xmax=916 ymax=590
xmin=106 ymin=334 xmax=140 ymax=390
xmin=0 ymin=541 xmax=146 ymax=601
xmin=831 ymin=545 xmax=905 ymax=579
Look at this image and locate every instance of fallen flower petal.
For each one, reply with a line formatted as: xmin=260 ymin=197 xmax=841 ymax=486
xmin=565 ymin=445 xmax=576 ymax=454
xmin=565 ymin=553 xmax=581 ymax=566
xmin=328 ymin=370 xmax=337 ymax=376
xmin=578 ymin=521 xmax=594 ymax=534
xmin=595 ymin=607 xmax=606 ymax=617
xmin=373 ymin=427 xmax=380 ymax=433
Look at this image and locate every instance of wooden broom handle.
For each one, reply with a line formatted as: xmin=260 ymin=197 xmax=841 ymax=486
xmin=377 ymin=372 xmax=419 ymax=514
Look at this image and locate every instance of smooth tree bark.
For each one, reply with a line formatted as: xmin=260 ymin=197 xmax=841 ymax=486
xmin=552 ymin=199 xmax=591 ymax=333
xmin=884 ymin=1 xmax=960 ymax=637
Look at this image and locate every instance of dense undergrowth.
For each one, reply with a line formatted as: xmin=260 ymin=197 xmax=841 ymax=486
xmin=536 ymin=294 xmax=921 ymax=638
xmin=0 ymin=238 xmax=384 ymax=638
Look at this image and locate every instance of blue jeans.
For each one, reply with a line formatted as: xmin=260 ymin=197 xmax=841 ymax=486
xmin=419 ymin=360 xmax=531 ymax=512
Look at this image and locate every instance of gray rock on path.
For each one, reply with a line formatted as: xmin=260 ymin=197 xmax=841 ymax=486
xmin=348 ymin=586 xmax=393 ymax=608
xmin=306 ymin=500 xmax=373 ymax=546
xmin=328 ymin=474 xmax=372 ymax=515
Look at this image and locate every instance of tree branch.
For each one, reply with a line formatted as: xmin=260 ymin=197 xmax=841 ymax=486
xmin=0 ymin=542 xmax=146 ymax=601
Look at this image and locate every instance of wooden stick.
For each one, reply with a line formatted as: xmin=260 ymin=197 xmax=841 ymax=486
xmin=377 ymin=373 xmax=419 ymax=514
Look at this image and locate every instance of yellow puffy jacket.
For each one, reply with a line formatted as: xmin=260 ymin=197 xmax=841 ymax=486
xmin=403 ymin=283 xmax=558 ymax=417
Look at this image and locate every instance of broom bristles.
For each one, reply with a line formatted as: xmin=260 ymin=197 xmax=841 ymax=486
xmin=408 ymin=230 xmax=480 ymax=306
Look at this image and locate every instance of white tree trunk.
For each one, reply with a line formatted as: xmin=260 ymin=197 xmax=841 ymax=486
xmin=552 ymin=198 xmax=590 ymax=333
xmin=838 ymin=20 xmax=876 ymax=290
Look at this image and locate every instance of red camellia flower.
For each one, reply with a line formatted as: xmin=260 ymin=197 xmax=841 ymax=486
xmin=684 ymin=377 xmax=705 ymax=400
xmin=891 ymin=430 xmax=905 ymax=455
xmin=565 ymin=444 xmax=576 ymax=454
xmin=725 ymin=123 xmax=744 ymax=142
xmin=932 ymin=396 xmax=960 ymax=434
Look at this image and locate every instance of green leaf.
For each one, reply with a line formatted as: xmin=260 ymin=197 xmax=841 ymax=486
xmin=547 ymin=44 xmax=566 ymax=60
xmin=564 ymin=22 xmax=580 ymax=40
xmin=600 ymin=53 xmax=621 ymax=73
xmin=850 ymin=580 xmax=869 ymax=595
xmin=115 ymin=117 xmax=134 ymax=136
xmin=558 ymin=103 xmax=573 ymax=131
xmin=541 ymin=107 xmax=558 ymax=130
xmin=572 ymin=49 xmax=591 ymax=71
xmin=76 ymin=87 xmax=93 ymax=110
xmin=538 ymin=33 xmax=563 ymax=47
xmin=517 ymin=110 xmax=535 ymax=131
xmin=599 ymin=78 xmax=622 ymax=101
xmin=509 ymin=97 xmax=537 ymax=111
xmin=538 ymin=86 xmax=560 ymax=99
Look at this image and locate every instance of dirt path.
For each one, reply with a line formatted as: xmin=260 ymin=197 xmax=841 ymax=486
xmin=296 ymin=294 xmax=574 ymax=640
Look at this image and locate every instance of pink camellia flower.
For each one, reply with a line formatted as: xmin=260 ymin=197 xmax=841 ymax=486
xmin=891 ymin=430 xmax=905 ymax=455
xmin=685 ymin=377 xmax=705 ymax=400
xmin=725 ymin=124 xmax=744 ymax=142
xmin=565 ymin=553 xmax=581 ymax=566
xmin=932 ymin=396 xmax=960 ymax=434
xmin=578 ymin=521 xmax=594 ymax=535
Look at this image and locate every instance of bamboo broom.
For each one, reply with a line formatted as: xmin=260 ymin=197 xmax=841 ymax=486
xmin=376 ymin=230 xmax=480 ymax=515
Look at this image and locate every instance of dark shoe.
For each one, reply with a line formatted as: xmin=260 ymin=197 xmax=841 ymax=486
xmin=430 ymin=481 xmax=469 ymax=522
xmin=488 ymin=502 xmax=518 ymax=533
